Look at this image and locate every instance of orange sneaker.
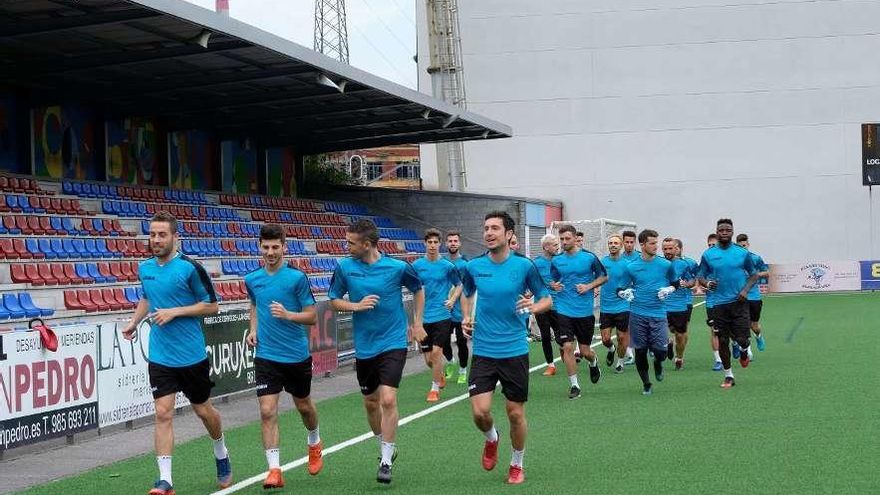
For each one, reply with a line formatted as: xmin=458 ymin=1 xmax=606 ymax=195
xmin=262 ymin=468 xmax=284 ymax=489
xmin=506 ymin=465 xmax=525 ymax=484
xmin=439 ymin=375 xmax=447 ymax=389
xmin=148 ymin=480 xmax=175 ymax=495
xmin=307 ymin=442 xmax=324 ymax=476
xmin=426 ymin=390 xmax=440 ymax=402
xmin=542 ymin=364 xmax=556 ymax=376
xmin=482 ymin=438 xmax=499 ymax=471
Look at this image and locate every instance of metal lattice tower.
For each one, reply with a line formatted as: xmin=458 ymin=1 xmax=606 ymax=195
xmin=314 ymin=0 xmax=350 ymax=63
xmin=427 ymin=0 xmax=468 ymax=191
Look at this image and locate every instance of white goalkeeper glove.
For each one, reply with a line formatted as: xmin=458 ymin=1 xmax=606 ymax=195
xmin=657 ymin=286 xmax=676 ymax=300
xmin=617 ymin=288 xmax=634 ymax=302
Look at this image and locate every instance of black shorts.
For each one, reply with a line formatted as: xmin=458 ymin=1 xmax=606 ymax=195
xmin=599 ymin=311 xmax=629 ymax=332
xmin=468 ymin=354 xmax=529 ymax=403
xmin=748 ymin=300 xmax=763 ymax=323
xmin=534 ymin=310 xmax=558 ymax=334
xmin=149 ymin=359 xmax=214 ymax=404
xmin=420 ymin=320 xmax=452 ymax=352
xmin=712 ymin=301 xmax=751 ymax=342
xmin=356 ymin=348 xmax=407 ymax=395
xmin=667 ymin=311 xmax=690 ymax=333
xmin=706 ymin=306 xmax=716 ymax=327
xmin=255 ymin=357 xmax=313 ymax=398
xmin=555 ymin=314 xmax=595 ymax=346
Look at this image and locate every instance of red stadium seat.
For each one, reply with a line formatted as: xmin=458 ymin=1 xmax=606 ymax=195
xmin=0 ymin=238 xmax=18 ymax=259
xmin=136 ymin=241 xmax=150 ymax=257
xmin=59 ymin=198 xmax=74 ymax=214
xmin=102 ymin=219 xmax=116 ymax=235
xmin=88 ymin=289 xmax=111 ymax=312
xmin=75 ymin=290 xmax=99 ymax=312
xmin=28 ymin=195 xmax=41 ymax=212
xmin=2 ymin=216 xmax=16 ymax=234
xmin=101 ymin=289 xmax=123 ymax=311
xmin=82 ymin=218 xmax=99 ymax=235
xmin=64 ymin=264 xmax=83 ymax=284
xmin=0 ymin=176 xmax=8 ymax=191
xmin=13 ymin=238 xmax=33 ymax=259
xmin=17 ymin=216 xmax=33 ymax=235
xmin=39 ymin=216 xmax=55 ymax=235
xmin=120 ymin=261 xmax=135 ymax=281
xmin=37 ymin=263 xmax=58 ymax=285
xmin=112 ymin=288 xmax=135 ymax=310
xmin=27 ymin=216 xmax=44 ymax=235
xmin=10 ymin=264 xmax=29 ymax=284
xmin=51 ymin=263 xmax=70 ymax=284
xmin=25 ymin=264 xmax=44 ymax=285
xmin=64 ymin=291 xmax=86 ymax=310
xmin=97 ymin=262 xmax=115 ymax=281
xmin=109 ymin=262 xmax=127 ymax=281
xmin=43 ymin=197 xmax=57 ymax=213
xmin=9 ymin=177 xmax=22 ymax=192
xmin=70 ymin=198 xmax=87 ymax=215
xmin=0 ymin=194 xmax=8 ymax=213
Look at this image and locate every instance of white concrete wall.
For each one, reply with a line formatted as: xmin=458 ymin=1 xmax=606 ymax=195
xmin=418 ymin=0 xmax=880 ymax=263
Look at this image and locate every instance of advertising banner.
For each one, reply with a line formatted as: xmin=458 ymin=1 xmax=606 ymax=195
xmin=0 ymin=325 xmax=99 ymax=450
xmin=860 ymin=260 xmax=880 ymax=290
xmin=767 ymin=262 xmax=861 ymax=293
xmin=203 ymin=310 xmax=256 ymax=397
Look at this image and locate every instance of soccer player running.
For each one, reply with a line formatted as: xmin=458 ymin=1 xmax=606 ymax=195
xmin=121 ymin=211 xmax=229 ymax=495
xmin=460 ymin=211 xmax=552 ymax=485
xmin=244 ymin=224 xmax=322 ymax=489
xmin=328 ymin=219 xmax=426 ymax=484
xmin=615 ymin=229 xmax=681 ymax=396
xmin=697 ymin=219 xmax=760 ymax=389
xmin=661 ymin=238 xmax=699 ymax=370
xmin=599 ymin=234 xmax=631 ymax=374
xmin=704 ymin=233 xmax=723 ymax=370
xmin=413 ymin=228 xmax=462 ymax=402
xmin=735 ymin=233 xmax=770 ymax=356
xmin=532 ymin=234 xmax=561 ymax=376
xmin=549 ymin=225 xmax=607 ymax=399
xmin=620 ymin=230 xmax=640 ymax=364
xmin=442 ymin=230 xmax=470 ymax=385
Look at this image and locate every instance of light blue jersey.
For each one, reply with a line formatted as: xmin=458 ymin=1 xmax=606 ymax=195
xmin=621 ymin=250 xmax=641 ymax=263
xmin=245 ymin=265 xmax=316 ymax=364
xmin=444 ymin=254 xmax=469 ymax=322
xmin=666 ymin=256 xmax=699 ymax=313
xmin=550 ymin=250 xmax=606 ymax=317
xmin=412 ymin=256 xmax=461 ymax=324
xmin=618 ymin=255 xmax=678 ymax=318
xmin=600 ymin=254 xmax=631 ymax=314
xmin=461 ymin=252 xmax=549 ymax=359
xmin=139 ymin=253 xmax=216 ymax=367
xmin=697 ymin=244 xmax=756 ymax=306
xmin=328 ymin=255 xmax=422 ymax=359
xmin=746 ymin=252 xmax=769 ymax=301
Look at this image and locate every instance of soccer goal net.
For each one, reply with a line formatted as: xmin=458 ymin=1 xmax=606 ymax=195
xmin=548 ymin=218 xmax=638 ymax=257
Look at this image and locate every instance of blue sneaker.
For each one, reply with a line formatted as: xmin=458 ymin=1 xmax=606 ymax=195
xmin=712 ymin=361 xmax=723 ymax=371
xmin=216 ymin=457 xmax=233 ymax=488
xmin=756 ymin=334 xmax=766 ymax=351
xmin=732 ymin=343 xmax=741 ymax=359
xmin=149 ymin=480 xmax=174 ymax=495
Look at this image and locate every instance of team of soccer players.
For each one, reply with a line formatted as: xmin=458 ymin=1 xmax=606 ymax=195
xmin=128 ymin=210 xmax=768 ymax=493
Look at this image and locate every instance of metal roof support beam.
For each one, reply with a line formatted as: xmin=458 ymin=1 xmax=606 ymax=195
xmin=0 ymin=9 xmax=163 ymax=39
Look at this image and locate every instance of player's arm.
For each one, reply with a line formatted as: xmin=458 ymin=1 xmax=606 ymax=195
xmin=328 ymin=266 xmax=379 ymax=312
xmin=460 ymin=267 xmax=477 ymax=337
xmin=152 ymin=263 xmax=219 ymax=325
xmin=578 ymin=257 xmax=608 ymax=293
xmin=525 ymin=262 xmax=553 ymax=314
xmin=410 ymin=288 xmax=427 ymax=343
xmin=697 ymin=254 xmax=716 ymax=290
xmin=122 ymin=297 xmax=150 ymax=340
xmin=270 ymin=276 xmax=318 ymax=325
xmin=246 ymin=303 xmax=258 ymax=347
xmin=445 ymin=264 xmax=463 ymax=309
xmin=549 ymin=261 xmax=563 ymax=291
xmin=737 ymin=254 xmax=760 ymax=301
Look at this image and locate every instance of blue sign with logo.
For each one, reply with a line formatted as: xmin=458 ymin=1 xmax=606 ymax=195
xmin=860 ymin=260 xmax=880 ymax=290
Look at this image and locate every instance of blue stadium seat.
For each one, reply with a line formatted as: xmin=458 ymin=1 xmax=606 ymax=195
xmin=3 ymin=293 xmax=27 ymax=319
xmin=25 ymin=238 xmax=41 ymax=257
xmin=50 ymin=216 xmax=65 ymax=234
xmin=0 ymin=220 xmax=6 ymax=235
xmin=141 ymin=220 xmax=150 ymax=234
xmin=102 ymin=200 xmax=115 ymax=215
xmin=181 ymin=239 xmax=193 ymax=255
xmin=62 ymin=181 xmax=75 ymax=195
xmin=124 ymin=287 xmax=140 ymax=304
xmin=98 ymin=184 xmax=109 ymax=198
xmin=75 ymin=264 xmax=92 ymax=282
xmin=50 ymin=239 xmax=65 ymax=259
xmin=5 ymin=194 xmax=18 ymax=211
xmin=84 ymin=239 xmax=100 ymax=258
xmin=97 ymin=239 xmax=118 ymax=258
xmin=63 ymin=217 xmax=80 ymax=235
xmin=17 ymin=195 xmax=33 ymax=213
xmin=19 ymin=293 xmax=52 ymax=317
xmin=62 ymin=239 xmax=78 ymax=258
xmin=221 ymin=260 xmax=233 ymax=275
xmin=72 ymin=239 xmax=89 ymax=258
xmin=87 ymin=263 xmax=107 ymax=283
xmin=118 ymin=201 xmax=132 ymax=217
xmin=136 ymin=202 xmax=147 ymax=217
xmin=83 ymin=183 xmax=96 ymax=198
xmin=72 ymin=182 xmax=83 ymax=196
xmin=38 ymin=239 xmax=56 ymax=259
xmin=0 ymin=303 xmax=9 ymax=320
xmin=136 ymin=287 xmax=144 ymax=299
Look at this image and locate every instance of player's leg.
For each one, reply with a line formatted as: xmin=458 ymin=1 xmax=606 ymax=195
xmin=576 ymin=316 xmax=601 ymax=385
xmin=254 ymin=357 xmax=284 ymax=488
xmin=614 ymin=313 xmax=630 ymax=372
xmin=648 ymin=318 xmax=668 ymax=384
xmin=453 ymin=321 xmax=470 ymax=383
xmin=152 ymin=393 xmax=176 ymax=495
xmin=469 ymin=356 xmax=500 ymax=472
xmin=707 ymin=307 xmax=722 ymax=370
xmin=599 ymin=315 xmax=616 ymax=367
xmin=733 ymin=301 xmax=752 ymax=367
xmin=536 ymin=312 xmax=557 ymax=375
xmin=182 ymin=360 xmax=231 ymax=489
xmin=555 ymin=315 xmax=580 ymax=398
xmin=498 ymin=354 xmax=529 ymax=484
xmin=750 ymin=300 xmax=766 ymax=351
xmin=628 ymin=314 xmax=652 ymax=394
xmin=715 ymin=305 xmax=736 ymax=388
xmin=289 ymin=357 xmax=323 ymax=476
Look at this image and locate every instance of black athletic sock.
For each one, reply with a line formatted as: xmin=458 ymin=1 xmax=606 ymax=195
xmin=635 ymin=348 xmax=650 ymax=386
xmin=442 ymin=339 xmax=453 ymax=363
xmin=718 ymin=336 xmax=732 ymax=369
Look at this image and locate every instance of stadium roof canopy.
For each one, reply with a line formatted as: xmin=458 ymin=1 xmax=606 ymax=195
xmin=0 ymin=0 xmax=511 ymax=153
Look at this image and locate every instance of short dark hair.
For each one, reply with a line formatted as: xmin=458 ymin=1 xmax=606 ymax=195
xmin=446 ymin=230 xmax=461 ymax=239
xmin=707 ymin=233 xmax=718 ymax=241
xmin=675 ymin=238 xmax=683 ymax=249
xmin=576 ymin=231 xmax=584 ymax=238
xmin=622 ymin=230 xmax=636 ymax=239
xmin=736 ymin=233 xmax=749 ymax=243
xmin=717 ymin=218 xmax=733 ymax=228
xmin=558 ymin=224 xmax=577 ymax=236
xmin=662 ymin=237 xmax=676 ymax=244
xmin=637 ymin=229 xmax=658 ymax=244
xmin=150 ymin=211 xmax=178 ymax=233
xmin=424 ymin=228 xmax=442 ymax=242
xmin=347 ymin=218 xmax=380 ymax=245
xmin=259 ymin=223 xmax=285 ymax=243
xmin=485 ymin=210 xmax=515 ymax=232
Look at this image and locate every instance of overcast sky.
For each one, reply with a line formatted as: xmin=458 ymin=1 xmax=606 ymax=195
xmin=183 ymin=0 xmax=418 ymax=89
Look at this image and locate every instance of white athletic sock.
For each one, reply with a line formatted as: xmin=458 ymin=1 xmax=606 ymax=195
xmin=483 ymin=425 xmax=499 ymax=443
xmin=157 ymin=455 xmax=172 ymax=484
xmin=511 ymin=449 xmax=525 ymax=468
xmin=547 ymin=362 xmax=556 ymax=369
xmin=212 ymin=434 xmax=228 ymax=460
xmin=568 ymin=374 xmax=579 ymax=388
xmin=608 ymin=344 xmax=616 ymax=353
xmin=265 ymin=448 xmax=280 ymax=469
xmin=431 ymin=381 xmax=440 ymax=392
xmin=380 ymin=441 xmax=396 ymax=465
xmin=713 ymin=351 xmax=721 ymax=362
xmin=308 ymin=427 xmax=321 ymax=446
xmin=588 ymin=356 xmax=598 ymax=367
xmin=626 ymin=347 xmax=634 ymax=358
xmin=724 ymin=369 xmax=734 ymax=378
xmin=375 ymin=433 xmax=383 ymax=449
xmin=616 ymin=357 xmax=626 ymax=367
xmin=747 ymin=347 xmax=754 ymax=358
